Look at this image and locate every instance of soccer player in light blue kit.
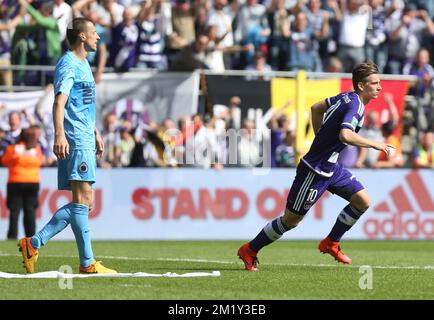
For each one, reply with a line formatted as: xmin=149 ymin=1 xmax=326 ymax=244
xmin=238 ymin=62 xmax=394 ymax=270
xmin=19 ymin=17 xmax=117 ymax=274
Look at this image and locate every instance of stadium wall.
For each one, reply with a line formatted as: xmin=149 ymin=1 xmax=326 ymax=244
xmin=0 ymin=168 xmax=433 ymax=240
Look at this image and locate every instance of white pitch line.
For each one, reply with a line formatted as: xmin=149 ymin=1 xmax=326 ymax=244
xmin=2 ymin=252 xmax=434 ymax=271
xmin=119 ymin=284 xmax=152 ymax=288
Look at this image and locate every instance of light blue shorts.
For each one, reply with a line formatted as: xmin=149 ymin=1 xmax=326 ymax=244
xmin=57 ymin=149 xmax=96 ymax=190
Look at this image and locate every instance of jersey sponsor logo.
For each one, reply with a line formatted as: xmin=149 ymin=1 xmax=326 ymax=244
xmin=363 ymin=171 xmax=434 ymax=239
xmin=82 ymin=82 xmax=95 ymax=105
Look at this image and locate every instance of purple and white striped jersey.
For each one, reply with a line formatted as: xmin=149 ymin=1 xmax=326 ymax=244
xmin=302 ymin=91 xmax=365 ymax=177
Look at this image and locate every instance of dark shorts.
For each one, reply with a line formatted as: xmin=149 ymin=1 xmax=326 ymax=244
xmin=286 ymin=161 xmax=364 ymax=215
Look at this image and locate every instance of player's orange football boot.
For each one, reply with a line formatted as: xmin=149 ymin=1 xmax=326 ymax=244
xmin=318 ymin=237 xmax=352 ymax=264
xmin=237 ymin=243 xmax=259 ymax=271
xmin=79 ymin=261 xmax=118 ymax=274
xmin=18 ymin=237 xmax=39 ymax=273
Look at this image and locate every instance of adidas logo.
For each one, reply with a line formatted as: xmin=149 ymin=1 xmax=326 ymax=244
xmin=363 ymin=171 xmax=434 ymax=239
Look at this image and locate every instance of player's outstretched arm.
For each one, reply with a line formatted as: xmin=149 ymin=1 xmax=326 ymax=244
xmin=53 ymin=93 xmax=69 ymax=160
xmin=339 ymin=128 xmax=394 ymax=159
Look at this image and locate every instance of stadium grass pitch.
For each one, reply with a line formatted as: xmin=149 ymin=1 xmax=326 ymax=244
xmin=1 ymin=240 xmax=434 ymax=300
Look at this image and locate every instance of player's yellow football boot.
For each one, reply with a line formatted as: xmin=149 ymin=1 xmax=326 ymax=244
xmin=79 ymin=261 xmax=118 ymax=274
xmin=18 ymin=237 xmax=39 ymax=273
xmin=237 ymin=242 xmax=259 ymax=271
xmin=318 ymin=237 xmax=352 ymax=264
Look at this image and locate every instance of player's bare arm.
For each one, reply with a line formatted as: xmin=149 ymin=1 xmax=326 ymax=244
xmin=339 ymin=128 xmax=394 ymax=159
xmin=311 ymin=100 xmax=328 ymax=135
xmin=53 ymin=93 xmax=69 ymax=160
xmin=95 ymin=127 xmax=104 ymax=159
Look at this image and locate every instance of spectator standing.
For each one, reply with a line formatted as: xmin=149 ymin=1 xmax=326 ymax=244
xmin=90 ymin=0 xmax=125 ymax=29
xmin=288 ymin=11 xmax=318 ymax=71
xmin=204 ymin=24 xmax=227 ymax=71
xmin=412 ymin=131 xmax=434 ymax=168
xmin=0 ymin=2 xmax=24 ymax=89
xmin=118 ymin=0 xmax=144 ymax=16
xmin=336 ymin=0 xmax=370 ymax=72
xmin=386 ymin=6 xmax=434 ymax=74
xmin=13 ymin=0 xmax=61 ymax=84
xmin=373 ymin=120 xmax=403 ymax=168
xmin=238 ymin=118 xmax=262 ymax=167
xmin=2 ymin=111 xmax=23 ymax=152
xmin=1 ymin=125 xmax=44 ymax=239
xmin=53 ymin=0 xmax=73 ymax=44
xmin=365 ymin=0 xmax=387 ymax=73
xmin=115 ymin=121 xmax=135 ymax=167
xmin=305 ymin=0 xmax=330 ymax=71
xmin=170 ymin=34 xmax=210 ymax=71
xmin=403 ymin=48 xmax=434 ymax=98
xmin=321 ymin=0 xmax=342 ymax=57
xmin=268 ymin=99 xmax=292 ymax=167
xmin=110 ymin=7 xmax=139 ymax=71
xmin=157 ymin=118 xmax=178 ymax=167
xmin=136 ymin=0 xmax=165 ymax=69
xmin=207 ymin=0 xmax=237 ymax=69
xmin=167 ymin=0 xmax=197 ymax=60
xmin=244 ymin=50 xmax=272 ymax=80
xmin=275 ymin=131 xmax=296 ymax=167
xmin=267 ymin=0 xmax=290 ymax=71
xmin=324 ymin=55 xmax=343 ymax=72
xmin=99 ymin=112 xmax=119 ymax=169
xmin=234 ymin=0 xmax=270 ymax=68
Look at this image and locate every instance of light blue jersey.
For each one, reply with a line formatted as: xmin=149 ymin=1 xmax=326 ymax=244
xmin=54 ymin=51 xmax=97 ymax=191
xmin=54 ymin=51 xmax=96 ymax=150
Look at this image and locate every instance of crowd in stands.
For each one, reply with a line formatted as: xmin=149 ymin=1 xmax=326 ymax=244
xmin=0 ymin=0 xmax=433 ymax=170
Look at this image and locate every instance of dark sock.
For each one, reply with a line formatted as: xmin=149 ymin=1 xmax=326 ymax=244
xmin=328 ymin=204 xmax=365 ymax=242
xmin=249 ymin=217 xmax=292 ymax=253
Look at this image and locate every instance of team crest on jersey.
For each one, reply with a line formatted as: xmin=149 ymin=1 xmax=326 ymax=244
xmin=79 ymin=162 xmax=88 ymax=173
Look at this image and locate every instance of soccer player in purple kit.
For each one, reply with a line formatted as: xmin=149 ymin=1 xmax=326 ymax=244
xmin=238 ymin=62 xmax=394 ymax=270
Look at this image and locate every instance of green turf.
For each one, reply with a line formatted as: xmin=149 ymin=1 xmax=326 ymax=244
xmin=1 ymin=240 xmax=433 ymax=300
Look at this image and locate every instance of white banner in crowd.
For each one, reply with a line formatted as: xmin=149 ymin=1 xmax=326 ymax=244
xmin=98 ymin=72 xmax=199 ymax=125
xmin=0 ymin=168 xmax=433 ymax=240
xmin=0 ymin=90 xmax=48 ymax=112
xmin=0 ymin=71 xmax=199 ymax=128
